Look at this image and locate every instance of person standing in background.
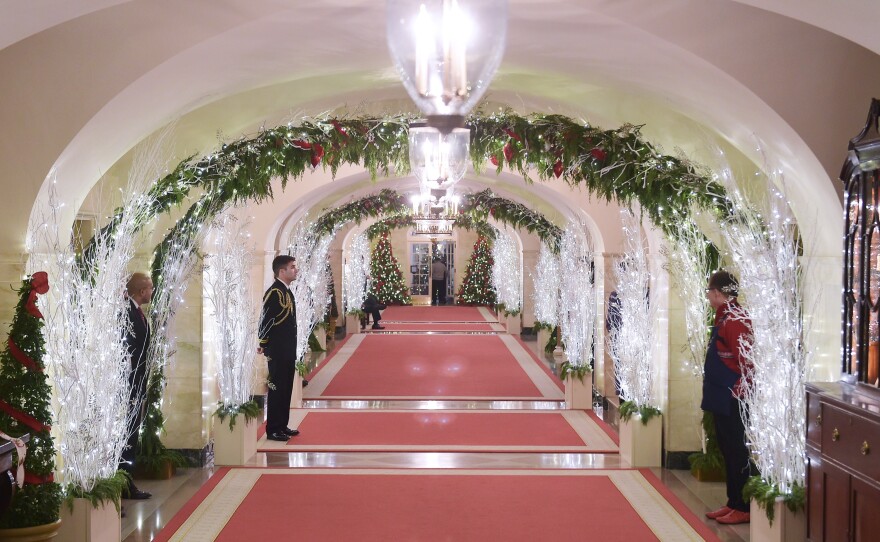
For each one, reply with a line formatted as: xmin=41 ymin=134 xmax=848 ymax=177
xmin=431 ymin=258 xmax=447 ymax=305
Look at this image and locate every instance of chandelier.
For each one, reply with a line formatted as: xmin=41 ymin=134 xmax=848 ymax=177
xmin=410 ymin=188 xmax=459 ymax=236
xmin=386 ymin=0 xmax=508 ymax=131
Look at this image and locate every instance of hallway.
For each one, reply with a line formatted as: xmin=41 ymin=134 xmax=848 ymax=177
xmin=124 ymin=307 xmax=747 ymax=541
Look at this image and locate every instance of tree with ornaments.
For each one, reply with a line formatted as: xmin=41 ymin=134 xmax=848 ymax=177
xmin=0 ymin=273 xmax=61 ymax=529
xmin=369 ymin=232 xmax=411 ymax=305
xmin=458 ymin=236 xmax=497 ymax=306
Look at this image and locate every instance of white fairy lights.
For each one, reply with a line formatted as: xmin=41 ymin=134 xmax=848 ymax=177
xmin=204 ymin=213 xmax=259 ymax=409
xmin=532 ymin=241 xmax=560 ymax=327
xmin=719 ymin=165 xmax=811 ymax=496
xmin=344 ymin=232 xmax=372 ymax=314
xmin=558 ymin=223 xmax=596 ymax=368
xmin=491 ymin=226 xmax=521 ymax=314
xmin=288 ymin=219 xmax=335 ymax=363
xmin=610 ymin=210 xmax=658 ymax=409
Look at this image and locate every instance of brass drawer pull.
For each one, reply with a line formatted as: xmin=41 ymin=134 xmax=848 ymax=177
xmin=816 ymin=414 xmax=822 ymax=425
xmin=832 ymin=428 xmax=840 ymax=442
xmin=862 ymin=441 xmax=870 ymax=455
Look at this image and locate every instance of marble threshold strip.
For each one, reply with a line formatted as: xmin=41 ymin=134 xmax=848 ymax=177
xmin=364 ymin=330 xmax=503 ymax=335
xmin=302 ymin=399 xmax=565 ymax=410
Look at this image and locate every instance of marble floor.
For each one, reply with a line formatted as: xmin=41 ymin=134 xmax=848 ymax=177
xmin=121 ymin=336 xmax=749 ymax=542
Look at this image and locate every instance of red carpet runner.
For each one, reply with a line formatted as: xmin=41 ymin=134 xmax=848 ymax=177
xmin=156 ymin=468 xmax=719 ymax=542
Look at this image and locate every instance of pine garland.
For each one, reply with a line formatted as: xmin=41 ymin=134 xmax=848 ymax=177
xmin=457 ymin=236 xmax=496 ymax=305
xmin=369 ymin=233 xmax=411 ymax=305
xmin=461 ymin=189 xmax=562 ymax=252
xmin=0 ymin=274 xmax=62 ymax=528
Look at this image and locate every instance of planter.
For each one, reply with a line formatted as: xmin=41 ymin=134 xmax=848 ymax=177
xmin=0 ymin=520 xmax=62 ymax=542
xmin=315 ymin=326 xmax=327 ymax=351
xmin=57 ymin=498 xmax=118 ymax=542
xmin=345 ymin=313 xmax=361 ymax=335
xmin=750 ymin=498 xmax=805 ymax=542
xmin=290 ymin=372 xmax=303 ymax=409
xmin=690 ymin=465 xmax=725 ymax=483
xmin=212 ymin=415 xmax=258 ymax=466
xmin=537 ymin=328 xmax=552 ymax=353
xmin=133 ymin=459 xmax=175 ymax=480
xmin=505 ymin=313 xmax=521 ymax=335
xmin=327 ymin=316 xmax=338 ymax=340
xmin=564 ymin=375 xmax=593 ymax=410
xmin=619 ymin=413 xmax=662 ymax=467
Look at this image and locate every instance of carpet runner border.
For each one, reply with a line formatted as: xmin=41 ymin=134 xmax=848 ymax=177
xmin=257 ymin=409 xmax=617 ymax=453
xmin=302 ymin=399 xmax=565 ymax=410
xmin=158 ymin=468 xmax=715 ymax=542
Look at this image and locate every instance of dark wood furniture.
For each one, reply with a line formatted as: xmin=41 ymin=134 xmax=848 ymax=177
xmin=806 ymin=382 xmax=880 ymax=541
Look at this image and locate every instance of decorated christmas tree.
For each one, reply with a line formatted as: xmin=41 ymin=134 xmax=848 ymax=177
xmin=370 ymin=232 xmax=411 ymax=305
xmin=0 ymin=272 xmax=62 ymax=528
xmin=458 ymin=236 xmax=497 ymax=305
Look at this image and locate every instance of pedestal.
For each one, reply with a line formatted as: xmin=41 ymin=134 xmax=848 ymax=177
xmin=57 ymin=498 xmax=119 ymax=542
xmin=564 ymin=375 xmax=593 ymax=410
xmin=212 ymin=415 xmax=258 ymax=466
xmin=291 ymin=372 xmax=303 ymax=409
xmin=346 ymin=313 xmax=361 ymax=335
xmin=315 ymin=326 xmax=327 ymax=350
xmin=750 ymin=498 xmax=806 ymax=542
xmin=537 ymin=328 xmax=552 ymax=353
xmin=619 ymin=413 xmax=662 ymax=467
xmin=505 ymin=313 xmax=521 ymax=335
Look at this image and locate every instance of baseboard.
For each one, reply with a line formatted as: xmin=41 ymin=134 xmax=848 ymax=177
xmin=174 ymin=444 xmax=212 ymax=467
xmin=665 ymin=451 xmax=697 ymax=470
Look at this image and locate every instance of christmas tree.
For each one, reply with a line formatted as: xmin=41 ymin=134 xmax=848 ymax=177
xmin=458 ymin=236 xmax=497 ymax=305
xmin=0 ymin=273 xmax=61 ymax=528
xmin=370 ymin=232 xmax=411 ymax=305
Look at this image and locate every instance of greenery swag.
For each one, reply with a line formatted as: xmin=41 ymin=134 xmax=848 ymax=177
xmin=619 ymin=400 xmax=663 ymax=425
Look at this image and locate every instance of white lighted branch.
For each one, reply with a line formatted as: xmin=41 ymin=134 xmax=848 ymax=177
xmin=204 ymin=213 xmax=259 ymax=411
xmin=344 ymin=232 xmax=371 ymax=314
xmin=558 ymin=223 xmax=596 ymax=371
xmin=532 ymin=241 xmax=560 ymax=327
xmin=611 ymin=210 xmax=659 ymax=413
xmin=717 ymin=155 xmax=812 ymax=504
xmin=491 ymin=225 xmax=521 ymax=314
xmin=288 ymin=219 xmax=335 ymax=366
xmin=29 ymin=145 xmax=161 ymax=493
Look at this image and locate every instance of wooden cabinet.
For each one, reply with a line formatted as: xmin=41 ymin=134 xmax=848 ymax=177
xmin=806 ymin=382 xmax=880 ymax=541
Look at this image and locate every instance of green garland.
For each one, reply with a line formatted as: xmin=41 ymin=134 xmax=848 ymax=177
xmin=619 ymin=400 xmax=662 ymax=426
xmin=213 ymin=400 xmax=261 ymax=432
xmin=559 ymin=360 xmax=592 ymax=382
xmin=0 ymin=276 xmax=62 ymax=528
xmin=315 ymin=189 xmax=408 ymax=235
xmin=744 ymin=476 xmax=805 ymax=524
xmin=460 ymin=189 xmax=563 ymax=252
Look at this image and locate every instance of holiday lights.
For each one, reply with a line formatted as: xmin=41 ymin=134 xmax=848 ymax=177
xmin=344 ymin=232 xmax=372 ymax=314
xmin=532 ymin=241 xmax=560 ymax=327
xmin=204 ymin=213 xmax=259 ymax=410
xmin=369 ymin=232 xmax=411 ymax=304
xmin=610 ymin=210 xmax=658 ymax=410
xmin=288 ymin=219 xmax=335 ymax=364
xmin=491 ymin=226 xmax=521 ymax=314
xmin=458 ymin=235 xmax=496 ymax=305
xmin=718 ymin=162 xmax=811 ymax=501
xmin=558 ymin=223 xmax=595 ymax=368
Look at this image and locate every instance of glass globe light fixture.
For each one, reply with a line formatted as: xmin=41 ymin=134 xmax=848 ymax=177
xmin=387 ymin=0 xmax=507 ymax=131
xmin=408 ymin=122 xmax=470 ymax=191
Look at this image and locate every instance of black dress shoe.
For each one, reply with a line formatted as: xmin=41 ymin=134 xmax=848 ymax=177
xmin=371 ymin=324 xmax=385 ymax=330
xmin=123 ymin=487 xmax=152 ymax=500
xmin=266 ymin=432 xmax=290 ymax=442
xmin=283 ymin=428 xmax=300 ymax=436
xmin=302 ymin=379 xmax=309 ymax=387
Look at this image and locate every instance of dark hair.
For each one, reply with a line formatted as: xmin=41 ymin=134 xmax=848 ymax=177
xmin=708 ymin=270 xmax=739 ymax=297
xmin=272 ymin=255 xmax=296 ymax=277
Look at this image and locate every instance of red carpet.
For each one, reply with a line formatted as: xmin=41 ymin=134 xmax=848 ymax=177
xmin=257 ymin=410 xmax=617 ymax=452
xmin=318 ymin=334 xmax=545 ymax=398
xmin=369 ymin=322 xmax=496 ymax=331
xmin=380 ymin=305 xmax=493 ymax=322
xmin=158 ymin=468 xmax=720 ymax=542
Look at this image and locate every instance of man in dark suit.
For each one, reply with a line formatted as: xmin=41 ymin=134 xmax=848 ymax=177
xmin=258 ymin=256 xmax=300 ymax=442
xmin=121 ymin=272 xmax=153 ymax=500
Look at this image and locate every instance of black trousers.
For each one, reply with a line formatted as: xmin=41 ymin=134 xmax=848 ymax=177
xmin=266 ymin=353 xmax=294 ymax=434
xmin=714 ymin=397 xmax=755 ymax=512
xmin=431 ymin=279 xmax=445 ymax=305
xmin=120 ymin=366 xmax=147 ymax=477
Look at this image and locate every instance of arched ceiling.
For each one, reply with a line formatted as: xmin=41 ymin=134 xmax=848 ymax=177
xmin=3 ymin=0 xmax=877 ymax=260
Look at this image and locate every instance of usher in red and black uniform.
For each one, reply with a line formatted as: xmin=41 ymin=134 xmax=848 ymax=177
xmin=259 ymin=279 xmax=297 ymax=436
xmin=701 ymin=300 xmax=754 ymax=513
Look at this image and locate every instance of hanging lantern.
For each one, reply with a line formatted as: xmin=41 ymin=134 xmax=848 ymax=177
xmin=387 ymin=0 xmax=508 ymax=131
xmin=408 ymin=122 xmax=470 ymax=190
